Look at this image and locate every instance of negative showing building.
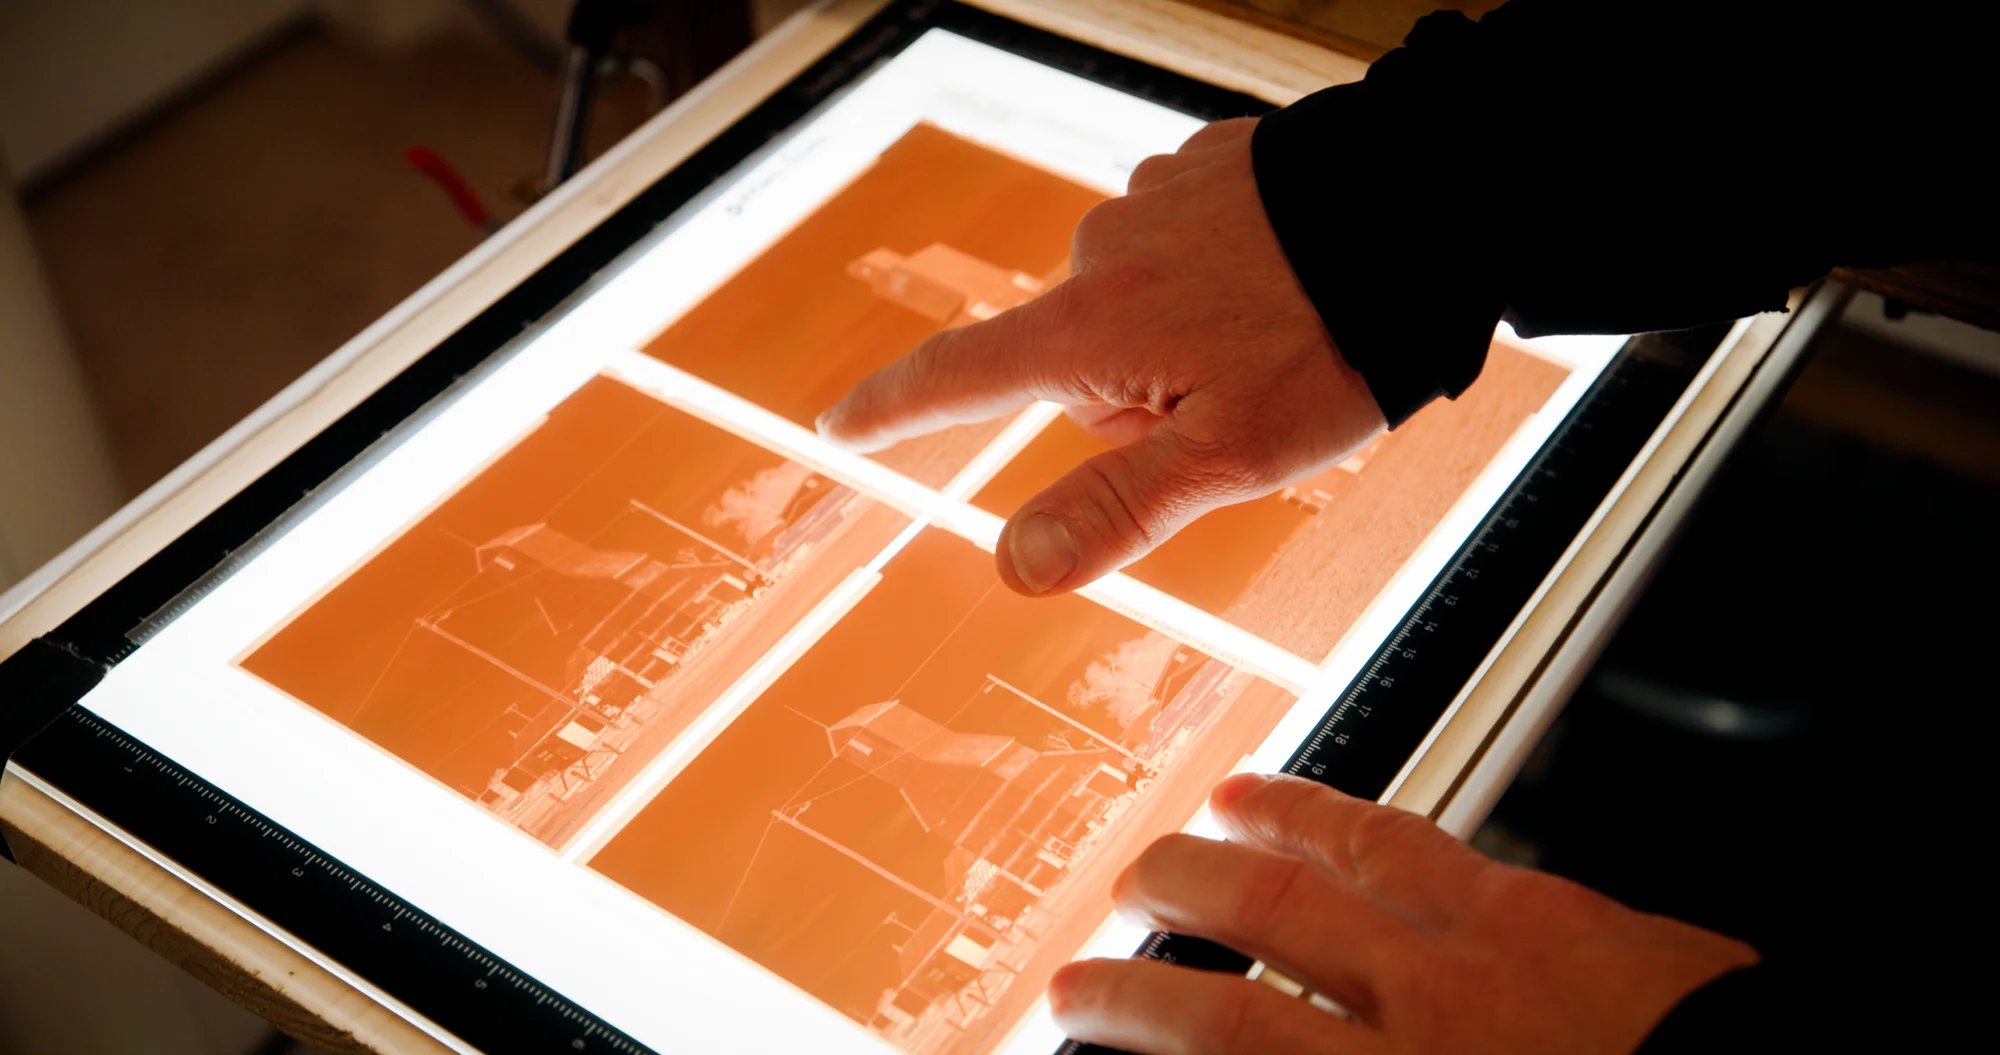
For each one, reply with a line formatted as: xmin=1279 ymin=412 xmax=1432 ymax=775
xmin=828 ymin=700 xmax=1136 ymax=909
xmin=820 ymin=697 xmax=1141 ymax=1040
xmin=462 ymin=519 xmax=771 ymax=811
xmin=847 ymin=243 xmax=1047 ymax=328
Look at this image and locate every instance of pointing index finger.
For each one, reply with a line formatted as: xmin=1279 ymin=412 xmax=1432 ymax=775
xmin=816 ymin=286 xmax=1085 ymax=453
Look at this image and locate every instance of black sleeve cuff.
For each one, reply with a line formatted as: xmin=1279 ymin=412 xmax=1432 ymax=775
xmin=1248 ymin=0 xmax=1983 ymax=429
xmin=1249 ymin=17 xmax=1505 ymax=428
xmin=1634 ymin=964 xmax=1778 ymax=1055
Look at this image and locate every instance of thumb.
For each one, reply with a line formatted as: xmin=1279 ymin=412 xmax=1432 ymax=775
xmin=997 ymin=421 xmax=1242 ymax=596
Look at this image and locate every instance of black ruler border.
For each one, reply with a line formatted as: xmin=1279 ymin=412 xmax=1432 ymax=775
xmin=10 ymin=709 xmax=648 ymax=1055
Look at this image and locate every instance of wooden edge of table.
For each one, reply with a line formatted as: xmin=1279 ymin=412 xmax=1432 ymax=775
xmin=966 ymin=0 xmax=1369 ymax=101
xmin=0 ymin=769 xmax=456 ymax=1055
xmin=0 ymin=4 xmax=1365 ymax=1052
xmin=1388 ymin=285 xmax=1847 ymax=833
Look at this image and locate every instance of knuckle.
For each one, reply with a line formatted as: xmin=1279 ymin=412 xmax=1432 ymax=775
xmin=1258 ymin=777 xmax=1330 ymax=843
xmin=1184 ymin=117 xmax=1254 ymax=151
xmin=1078 ymin=194 xmax=1132 ymax=230
xmin=1243 ymin=779 xmax=1375 ymax=873
xmin=1185 ymin=119 xmax=1231 ymax=144
xmin=1228 ymin=854 xmax=1312 ymax=940
xmin=1074 ymin=455 xmax=1165 ymax=551
xmin=1193 ymin=982 xmax=1258 ymax=1055
xmin=1072 ymin=199 xmax=1121 ymax=247
xmin=1126 ymin=153 xmax=1180 ymax=191
xmin=1346 ymin=804 xmax=1435 ymax=863
xmin=1072 ymin=202 xmax=1151 ymax=263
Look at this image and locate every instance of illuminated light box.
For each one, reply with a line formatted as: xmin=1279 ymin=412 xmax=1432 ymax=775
xmin=0 ymin=6 xmax=1702 ymax=1055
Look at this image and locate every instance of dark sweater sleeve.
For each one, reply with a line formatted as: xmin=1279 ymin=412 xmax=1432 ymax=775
xmin=1252 ymin=0 xmax=1996 ymax=426
xmin=1633 ymin=963 xmax=1810 ymax=1054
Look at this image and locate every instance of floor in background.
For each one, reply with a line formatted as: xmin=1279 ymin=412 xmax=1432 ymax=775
xmin=1473 ymin=307 xmax=2000 ymax=1049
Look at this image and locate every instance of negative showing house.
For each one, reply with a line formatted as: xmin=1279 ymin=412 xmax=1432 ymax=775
xmin=811 ymin=696 xmax=1142 ymax=1040
xmin=846 ymin=243 xmax=1048 ymax=327
xmin=462 ymin=520 xmax=771 ymax=814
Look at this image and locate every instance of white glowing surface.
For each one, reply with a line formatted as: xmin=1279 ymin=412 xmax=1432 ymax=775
xmin=61 ymin=26 xmax=1622 ymax=1055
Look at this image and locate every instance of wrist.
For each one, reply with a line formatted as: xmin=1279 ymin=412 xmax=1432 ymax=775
xmin=1625 ymin=919 xmax=1760 ymax=1050
xmin=1249 ymin=93 xmax=1502 ymax=428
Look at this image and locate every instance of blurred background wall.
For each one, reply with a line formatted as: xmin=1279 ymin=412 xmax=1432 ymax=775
xmin=0 ymin=168 xmax=122 ymax=594
xmin=0 ymin=0 xmax=307 ymax=188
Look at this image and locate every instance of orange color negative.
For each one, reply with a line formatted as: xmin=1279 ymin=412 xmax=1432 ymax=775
xmin=590 ymin=529 xmax=1296 ymax=1055
xmin=973 ymin=338 xmax=1571 ymax=658
xmin=240 ymin=375 xmax=909 ymax=848
xmin=641 ymin=122 xmax=1102 ymax=487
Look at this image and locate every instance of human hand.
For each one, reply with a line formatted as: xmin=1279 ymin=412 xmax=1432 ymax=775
xmin=816 ymin=118 xmax=1386 ymax=596
xmin=1050 ymin=773 xmax=1757 ymax=1055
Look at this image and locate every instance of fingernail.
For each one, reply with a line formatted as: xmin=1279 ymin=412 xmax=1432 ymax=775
xmin=814 ymin=407 xmax=836 ymax=436
xmin=1211 ymin=772 xmax=1268 ymax=809
xmin=1008 ymin=514 xmax=1077 ymax=594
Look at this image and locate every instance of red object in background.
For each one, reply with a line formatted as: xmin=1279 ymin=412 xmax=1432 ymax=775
xmin=404 ymin=146 xmax=497 ymax=233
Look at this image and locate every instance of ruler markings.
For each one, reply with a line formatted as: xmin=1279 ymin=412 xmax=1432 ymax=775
xmin=1063 ymin=349 xmax=1696 ymax=1055
xmin=14 ymin=707 xmax=657 ymax=1055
